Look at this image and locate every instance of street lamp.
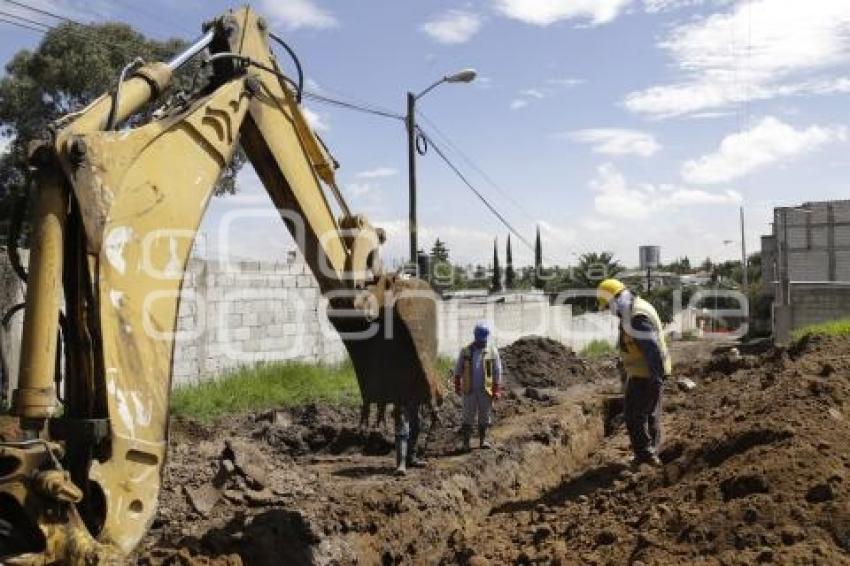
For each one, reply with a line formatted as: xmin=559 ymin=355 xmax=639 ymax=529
xmin=407 ymin=68 xmax=477 ymax=269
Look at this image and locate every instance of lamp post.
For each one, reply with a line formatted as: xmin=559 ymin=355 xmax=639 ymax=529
xmin=407 ymin=68 xmax=477 ymax=270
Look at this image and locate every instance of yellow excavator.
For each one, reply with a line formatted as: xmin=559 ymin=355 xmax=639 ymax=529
xmin=0 ymin=6 xmax=443 ymax=563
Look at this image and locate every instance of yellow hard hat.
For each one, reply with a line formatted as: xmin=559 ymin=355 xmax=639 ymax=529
xmin=597 ymin=278 xmax=626 ymax=310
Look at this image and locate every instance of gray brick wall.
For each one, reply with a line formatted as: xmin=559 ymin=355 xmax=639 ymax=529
xmin=789 ymin=284 xmax=850 ymax=329
xmin=0 ymin=248 xmax=621 ymax=396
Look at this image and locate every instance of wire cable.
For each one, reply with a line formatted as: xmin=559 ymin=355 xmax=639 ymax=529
xmin=416 ymin=126 xmax=534 ymax=252
xmin=302 ymin=90 xmax=404 ymax=121
xmin=0 ymin=14 xmax=44 ymax=32
xmin=416 ymin=109 xmax=538 ymax=224
xmin=269 ymin=32 xmax=303 ymax=103
xmin=1 ymin=0 xmax=85 ymax=25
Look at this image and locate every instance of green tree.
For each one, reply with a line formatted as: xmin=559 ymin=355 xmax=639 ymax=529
xmin=505 ymin=234 xmax=515 ymax=290
xmin=533 ymin=225 xmax=544 ymax=290
xmin=571 ymin=252 xmax=623 ymax=289
xmin=491 ymin=238 xmax=502 ymax=292
xmin=429 ymin=238 xmax=451 ymax=288
xmin=430 ymin=238 xmax=449 ymax=263
xmin=663 ymin=256 xmax=692 ymax=274
xmin=0 ymin=21 xmax=243 ymax=239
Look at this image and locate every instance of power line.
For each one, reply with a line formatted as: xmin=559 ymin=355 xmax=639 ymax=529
xmin=1 ymin=0 xmax=85 ymax=26
xmin=416 ymin=109 xmax=537 ymax=224
xmin=416 ymin=126 xmax=534 ymax=252
xmin=0 ymin=14 xmax=45 ymax=32
xmin=0 ymin=8 xmax=51 ymax=31
xmin=302 ymin=90 xmax=403 ymax=121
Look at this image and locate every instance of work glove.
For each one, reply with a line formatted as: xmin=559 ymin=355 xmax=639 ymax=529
xmin=454 ymin=376 xmax=461 ymax=396
xmin=492 ymin=384 xmax=502 ymax=401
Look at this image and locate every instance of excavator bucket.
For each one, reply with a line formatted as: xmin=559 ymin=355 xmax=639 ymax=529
xmin=330 ymin=276 xmax=444 ymax=407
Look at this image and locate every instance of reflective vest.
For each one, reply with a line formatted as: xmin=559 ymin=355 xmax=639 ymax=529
xmin=619 ymin=297 xmax=672 ymax=379
xmin=460 ymin=343 xmax=496 ymax=396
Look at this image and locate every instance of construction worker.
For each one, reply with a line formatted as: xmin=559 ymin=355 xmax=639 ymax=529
xmin=597 ymin=279 xmax=672 ymax=468
xmin=453 ymin=322 xmax=503 ymax=451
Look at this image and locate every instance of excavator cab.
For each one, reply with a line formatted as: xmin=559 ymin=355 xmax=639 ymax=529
xmin=0 ymin=7 xmax=442 ymax=563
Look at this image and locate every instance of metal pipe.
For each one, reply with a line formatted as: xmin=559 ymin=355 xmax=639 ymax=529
xmin=167 ymin=29 xmax=216 ymax=71
xmin=13 ymin=169 xmax=67 ymax=431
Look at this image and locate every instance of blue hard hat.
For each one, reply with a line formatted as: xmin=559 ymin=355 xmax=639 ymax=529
xmin=473 ymin=322 xmax=490 ymax=341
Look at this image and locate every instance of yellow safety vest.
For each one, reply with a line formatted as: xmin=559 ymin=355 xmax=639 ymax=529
xmin=619 ymin=297 xmax=672 ymax=379
xmin=460 ymin=343 xmax=496 ymax=396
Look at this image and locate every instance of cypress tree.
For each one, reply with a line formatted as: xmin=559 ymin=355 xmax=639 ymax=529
xmin=505 ymin=234 xmax=515 ymax=289
xmin=533 ymin=226 xmax=544 ymax=290
xmin=491 ymin=238 xmax=503 ymax=292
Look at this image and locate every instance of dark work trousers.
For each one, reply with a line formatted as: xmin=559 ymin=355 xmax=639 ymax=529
xmin=393 ymin=402 xmax=420 ymax=457
xmin=624 ymin=377 xmax=662 ymax=459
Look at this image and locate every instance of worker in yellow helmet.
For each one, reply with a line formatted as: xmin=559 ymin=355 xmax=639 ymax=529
xmin=598 ymin=279 xmax=672 ymax=468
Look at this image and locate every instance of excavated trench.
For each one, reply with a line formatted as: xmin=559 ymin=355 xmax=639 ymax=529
xmin=138 ymin=379 xmax=623 ymax=565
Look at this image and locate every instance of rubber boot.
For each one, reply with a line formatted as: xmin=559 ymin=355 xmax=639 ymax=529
xmin=406 ymin=436 xmax=426 ymax=469
xmin=479 ymin=425 xmax=492 ymax=449
xmin=394 ymin=437 xmax=407 ymax=476
xmin=461 ymin=425 xmax=472 ymax=453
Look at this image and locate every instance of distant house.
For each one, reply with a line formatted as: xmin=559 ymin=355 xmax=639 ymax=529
xmin=761 ymin=199 xmax=850 ymax=342
xmin=619 ymin=269 xmax=681 ymax=291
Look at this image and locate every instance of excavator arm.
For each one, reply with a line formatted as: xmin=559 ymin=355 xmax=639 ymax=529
xmin=0 ymin=7 xmax=442 ymax=563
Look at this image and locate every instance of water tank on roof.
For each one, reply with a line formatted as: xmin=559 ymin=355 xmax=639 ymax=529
xmin=639 ymin=245 xmax=660 ymax=270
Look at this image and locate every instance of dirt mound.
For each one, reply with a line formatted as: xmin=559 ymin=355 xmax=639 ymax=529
xmin=448 ymin=334 xmax=850 ymax=564
xmin=499 ymin=335 xmax=598 ymax=389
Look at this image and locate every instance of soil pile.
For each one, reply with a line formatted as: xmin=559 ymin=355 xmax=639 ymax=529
xmin=500 ymin=335 xmax=599 ymax=389
xmin=446 ymin=334 xmax=850 ymax=564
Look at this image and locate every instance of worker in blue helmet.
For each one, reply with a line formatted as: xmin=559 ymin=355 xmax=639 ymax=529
xmin=453 ymin=322 xmax=504 ymax=451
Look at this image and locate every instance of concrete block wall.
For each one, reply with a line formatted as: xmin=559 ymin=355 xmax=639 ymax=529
xmin=437 ymin=296 xmax=618 ymax=358
xmin=789 ymin=284 xmax=850 ymax=329
xmin=0 ymin=247 xmax=620 ymax=395
xmin=171 ymin=254 xmax=347 ymax=387
xmin=0 ymin=252 xmax=25 ymax=406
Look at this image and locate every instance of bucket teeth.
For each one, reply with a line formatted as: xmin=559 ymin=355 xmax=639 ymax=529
xmin=331 ymin=276 xmax=443 ymax=408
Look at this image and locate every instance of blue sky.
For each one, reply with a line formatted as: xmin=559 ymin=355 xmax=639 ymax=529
xmin=2 ymin=0 xmax=850 ymax=268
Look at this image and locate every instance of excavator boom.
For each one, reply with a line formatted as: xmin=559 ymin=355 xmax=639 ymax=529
xmin=0 ymin=7 xmax=442 ymax=563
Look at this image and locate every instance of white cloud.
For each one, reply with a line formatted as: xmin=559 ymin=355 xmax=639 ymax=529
xmin=509 ymin=99 xmax=529 ymax=110
xmin=626 ymin=1 xmax=850 ymax=118
xmin=302 ymin=107 xmax=329 ymax=132
xmin=681 ymin=116 xmax=847 ymax=184
xmin=546 ymin=78 xmax=586 ymax=88
xmin=564 ymin=128 xmax=661 ymax=157
xmin=494 ymin=0 xmax=633 ymax=26
xmin=346 ymin=183 xmax=376 ymax=198
xmin=422 ymin=9 xmax=483 ymax=44
xmin=520 ymin=88 xmax=546 ymax=99
xmin=259 ymin=0 xmax=337 ymax=30
xmin=591 ymin=163 xmax=741 ymax=219
xmin=356 ymin=167 xmax=398 ymax=179
xmin=642 ymin=0 xmax=707 ymax=13
xmin=509 ymin=78 xmax=584 ymax=110
xmin=0 ymin=137 xmax=10 ymax=155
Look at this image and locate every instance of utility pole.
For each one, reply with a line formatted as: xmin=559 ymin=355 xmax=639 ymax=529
xmin=406 ymin=92 xmax=417 ymax=268
xmin=405 ymin=68 xmax=477 ymax=270
xmin=740 ymin=206 xmax=748 ymax=292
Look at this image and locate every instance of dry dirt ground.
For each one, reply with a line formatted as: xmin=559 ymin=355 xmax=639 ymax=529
xmin=135 ymin=335 xmax=850 ymax=565
xmin=3 ymin=335 xmax=848 ymax=565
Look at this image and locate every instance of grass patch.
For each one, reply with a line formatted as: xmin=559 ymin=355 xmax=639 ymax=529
xmin=680 ymin=330 xmax=699 ymax=342
xmin=580 ymin=339 xmax=616 ymax=358
xmin=792 ymin=318 xmax=850 ymax=341
xmin=171 ymin=361 xmax=361 ymax=422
